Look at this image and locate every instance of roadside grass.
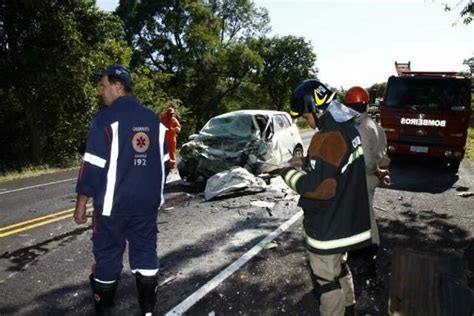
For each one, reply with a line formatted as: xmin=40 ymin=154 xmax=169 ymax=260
xmin=467 ymin=106 xmax=474 ymax=160
xmin=0 ymin=165 xmax=79 ymax=183
xmin=467 ymin=127 xmax=474 ymax=160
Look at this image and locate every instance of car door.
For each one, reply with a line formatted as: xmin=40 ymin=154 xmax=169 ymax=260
xmin=272 ymin=114 xmax=294 ymax=162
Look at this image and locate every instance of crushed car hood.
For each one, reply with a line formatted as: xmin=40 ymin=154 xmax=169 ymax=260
xmin=179 ymin=135 xmax=276 ymax=179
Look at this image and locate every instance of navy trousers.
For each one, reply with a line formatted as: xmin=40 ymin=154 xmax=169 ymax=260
xmin=92 ymin=211 xmax=159 ymax=281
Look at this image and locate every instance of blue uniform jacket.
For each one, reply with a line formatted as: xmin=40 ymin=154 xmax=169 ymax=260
xmin=76 ymin=96 xmax=168 ymax=217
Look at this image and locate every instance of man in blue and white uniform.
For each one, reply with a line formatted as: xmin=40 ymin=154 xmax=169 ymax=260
xmin=74 ymin=64 xmax=168 ymax=315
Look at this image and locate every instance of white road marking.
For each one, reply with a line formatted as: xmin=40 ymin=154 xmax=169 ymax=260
xmin=0 ymin=167 xmax=180 ymax=196
xmin=0 ymin=178 xmax=77 ymax=195
xmin=165 ymin=210 xmax=304 ymax=316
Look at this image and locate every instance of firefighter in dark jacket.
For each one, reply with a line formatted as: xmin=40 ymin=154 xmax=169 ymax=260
xmin=281 ymin=79 xmax=372 ymax=316
xmin=74 ymin=64 xmax=169 ymax=315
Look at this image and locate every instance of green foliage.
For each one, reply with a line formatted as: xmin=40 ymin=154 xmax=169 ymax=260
xmin=444 ymin=0 xmax=473 ymax=25
xmin=249 ymin=35 xmax=318 ymax=111
xmin=0 ymin=0 xmax=132 ymax=170
xmin=131 ymin=65 xmax=192 ymax=144
xmin=116 ymin=0 xmax=269 ymax=129
xmin=0 ymin=0 xmax=323 ymax=173
xmin=368 ymin=82 xmax=387 ymax=99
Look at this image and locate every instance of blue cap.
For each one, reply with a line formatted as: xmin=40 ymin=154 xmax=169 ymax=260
xmin=98 ymin=64 xmax=132 ymax=87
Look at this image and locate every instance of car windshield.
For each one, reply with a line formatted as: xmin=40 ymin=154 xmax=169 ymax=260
xmin=385 ymin=77 xmax=470 ymax=111
xmin=200 ymin=113 xmax=256 ymax=138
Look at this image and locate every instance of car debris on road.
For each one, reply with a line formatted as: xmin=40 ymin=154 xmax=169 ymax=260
xmin=204 ymin=167 xmax=267 ymax=200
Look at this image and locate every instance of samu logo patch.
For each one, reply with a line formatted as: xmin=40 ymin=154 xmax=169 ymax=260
xmin=132 ymin=132 xmax=150 ymax=153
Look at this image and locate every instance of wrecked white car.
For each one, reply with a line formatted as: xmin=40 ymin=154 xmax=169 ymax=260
xmin=177 ymin=110 xmax=304 ymax=182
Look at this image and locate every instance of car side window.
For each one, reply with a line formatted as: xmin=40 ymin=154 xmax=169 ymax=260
xmin=274 ymin=115 xmax=289 ymax=131
xmin=282 ymin=115 xmax=292 ymax=127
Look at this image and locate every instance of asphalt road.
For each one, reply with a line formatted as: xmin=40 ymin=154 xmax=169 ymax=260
xmin=1 ymin=129 xmax=473 ymax=315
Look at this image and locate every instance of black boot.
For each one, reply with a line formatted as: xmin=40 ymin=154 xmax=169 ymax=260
xmin=136 ymin=272 xmax=158 ymax=315
xmin=89 ymin=274 xmax=117 ymax=316
xmin=345 ymin=304 xmax=355 ymax=316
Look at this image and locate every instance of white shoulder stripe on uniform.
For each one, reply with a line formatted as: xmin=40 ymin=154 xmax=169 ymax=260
xmin=83 ymin=152 xmax=107 ymax=168
xmin=103 ymin=121 xmax=119 ymax=216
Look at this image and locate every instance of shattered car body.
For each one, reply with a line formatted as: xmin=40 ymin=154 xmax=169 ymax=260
xmin=178 ymin=110 xmax=304 ymax=182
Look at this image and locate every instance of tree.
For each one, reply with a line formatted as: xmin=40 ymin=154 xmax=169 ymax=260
xmin=444 ymin=0 xmax=473 ymax=24
xmin=249 ymin=35 xmax=317 ymax=111
xmin=0 ymin=0 xmax=130 ymax=168
xmin=116 ymin=0 xmax=269 ymax=128
xmin=368 ymin=82 xmax=387 ymax=99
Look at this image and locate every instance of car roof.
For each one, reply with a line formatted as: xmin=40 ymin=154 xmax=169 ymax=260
xmin=212 ymin=109 xmax=290 ymax=119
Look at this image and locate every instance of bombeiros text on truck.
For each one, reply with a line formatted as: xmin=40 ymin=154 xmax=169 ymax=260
xmin=379 ymin=61 xmax=471 ymax=171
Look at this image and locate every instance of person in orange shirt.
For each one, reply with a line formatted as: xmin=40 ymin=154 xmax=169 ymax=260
xmin=160 ymin=107 xmax=181 ymax=169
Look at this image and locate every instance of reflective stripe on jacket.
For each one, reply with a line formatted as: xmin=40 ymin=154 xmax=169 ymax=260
xmin=280 ymin=110 xmax=371 ymax=254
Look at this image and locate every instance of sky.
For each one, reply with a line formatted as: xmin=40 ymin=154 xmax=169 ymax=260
xmin=96 ymin=0 xmax=473 ymax=89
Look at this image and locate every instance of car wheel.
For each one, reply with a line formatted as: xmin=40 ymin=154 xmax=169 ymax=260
xmin=178 ymin=161 xmax=198 ymax=182
xmin=293 ymin=145 xmax=304 ymax=158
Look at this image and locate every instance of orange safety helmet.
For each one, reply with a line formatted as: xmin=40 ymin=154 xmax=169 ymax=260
xmin=345 ymin=86 xmax=369 ymax=105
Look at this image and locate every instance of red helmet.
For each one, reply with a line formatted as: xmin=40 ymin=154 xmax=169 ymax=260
xmin=345 ymin=86 xmax=369 ymax=105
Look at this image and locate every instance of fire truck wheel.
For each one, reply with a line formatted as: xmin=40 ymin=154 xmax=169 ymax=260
xmin=447 ymin=160 xmax=460 ymax=172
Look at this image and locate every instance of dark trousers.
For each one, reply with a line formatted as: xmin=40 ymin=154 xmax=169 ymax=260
xmin=92 ymin=212 xmax=159 ymax=281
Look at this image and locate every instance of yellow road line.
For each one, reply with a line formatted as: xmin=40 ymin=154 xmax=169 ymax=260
xmin=0 ymin=213 xmax=74 ymax=238
xmin=0 ymin=208 xmax=75 ymax=232
xmin=0 ymin=204 xmax=92 ymax=238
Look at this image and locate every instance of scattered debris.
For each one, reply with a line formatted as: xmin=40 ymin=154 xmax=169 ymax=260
xmin=204 ymin=167 xmax=267 ymax=200
xmin=452 ymin=185 xmax=469 ymax=192
xmin=457 ymin=191 xmax=474 ymax=197
xmin=265 ymin=207 xmax=273 ymax=217
xmin=158 ymin=275 xmax=177 ymax=288
xmin=249 ymin=201 xmax=274 ymax=216
xmin=374 ymin=205 xmax=389 ymax=213
xmin=250 ymin=201 xmax=275 ymax=208
xmin=262 ymin=241 xmax=278 ymax=250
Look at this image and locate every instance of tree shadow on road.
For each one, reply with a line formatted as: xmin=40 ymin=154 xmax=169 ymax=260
xmin=387 ymin=158 xmax=459 ymax=193
xmin=0 ymin=197 xmax=287 ymax=315
xmin=373 ymin=208 xmax=474 ymax=315
xmin=0 ymin=226 xmax=90 ymax=272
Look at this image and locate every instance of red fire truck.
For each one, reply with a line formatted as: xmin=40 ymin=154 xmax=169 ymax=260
xmin=380 ymin=62 xmax=471 ymax=171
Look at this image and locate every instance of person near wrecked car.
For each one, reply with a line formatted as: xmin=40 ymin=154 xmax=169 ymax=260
xmin=74 ymin=64 xmax=169 ymax=315
xmin=160 ymin=107 xmax=181 ymax=169
xmin=280 ymin=79 xmax=372 ymax=316
xmin=344 ymin=86 xmax=390 ymax=281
